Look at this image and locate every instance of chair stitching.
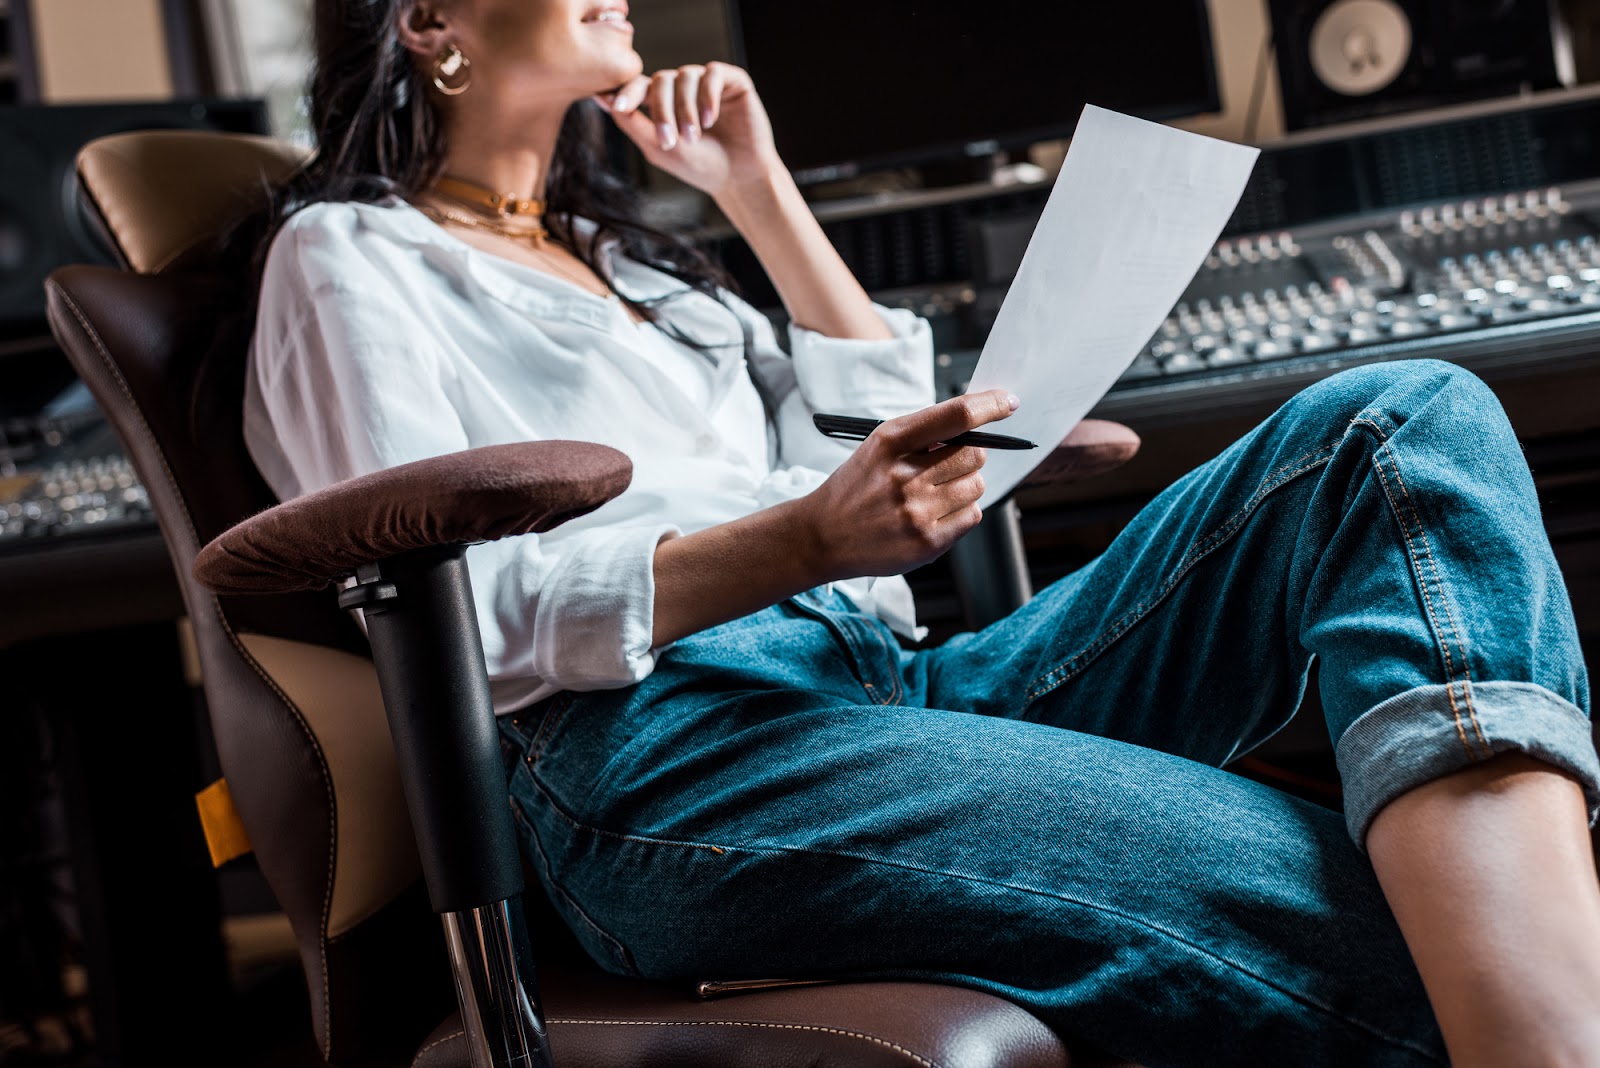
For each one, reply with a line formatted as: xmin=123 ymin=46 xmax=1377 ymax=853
xmin=410 ymin=1019 xmax=947 ymax=1068
xmin=545 ymin=1019 xmax=943 ymax=1067
xmin=53 ymin=282 xmax=341 ymax=1059
xmin=1350 ymin=418 xmax=1486 ymax=760
xmin=1023 ymin=441 xmax=1340 ymax=702
xmin=411 ymin=1028 xmax=465 ymax=1064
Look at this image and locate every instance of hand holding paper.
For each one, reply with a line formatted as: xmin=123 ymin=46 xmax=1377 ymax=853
xmin=965 ymin=105 xmax=1260 ymax=508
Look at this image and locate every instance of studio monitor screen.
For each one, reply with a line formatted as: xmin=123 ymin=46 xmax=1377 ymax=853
xmin=0 ymin=98 xmax=270 ymax=332
xmin=726 ymin=2 xmax=1221 ymax=185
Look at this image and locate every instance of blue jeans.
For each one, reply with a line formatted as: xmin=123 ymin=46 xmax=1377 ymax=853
xmin=500 ymin=360 xmax=1599 ymax=1068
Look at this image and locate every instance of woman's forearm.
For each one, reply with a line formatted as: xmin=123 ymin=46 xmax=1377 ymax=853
xmin=651 ymin=497 xmax=828 ymax=647
xmin=651 ymin=390 xmax=1017 ymax=647
xmin=714 ymin=169 xmax=894 ymax=341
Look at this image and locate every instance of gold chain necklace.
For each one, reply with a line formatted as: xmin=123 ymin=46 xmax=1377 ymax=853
xmin=427 ymin=174 xmax=550 ymax=245
xmin=413 ymin=203 xmax=613 ymax=299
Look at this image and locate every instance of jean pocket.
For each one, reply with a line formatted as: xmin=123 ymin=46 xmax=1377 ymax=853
xmin=502 ymin=692 xmax=576 ymax=771
xmin=786 ymin=593 xmax=899 ymax=705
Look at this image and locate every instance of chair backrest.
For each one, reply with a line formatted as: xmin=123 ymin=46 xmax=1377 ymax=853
xmin=47 ymin=130 xmax=456 ymax=1065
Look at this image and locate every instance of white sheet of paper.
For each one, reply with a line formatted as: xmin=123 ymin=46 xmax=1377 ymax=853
xmin=966 ymin=105 xmax=1260 ymax=509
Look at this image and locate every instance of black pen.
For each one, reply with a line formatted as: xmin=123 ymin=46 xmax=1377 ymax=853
xmin=812 ymin=413 xmax=1037 ymax=450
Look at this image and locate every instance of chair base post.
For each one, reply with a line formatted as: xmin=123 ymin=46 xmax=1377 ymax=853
xmin=948 ymin=497 xmax=1032 ymax=630
xmin=442 ymin=897 xmax=555 ymax=1068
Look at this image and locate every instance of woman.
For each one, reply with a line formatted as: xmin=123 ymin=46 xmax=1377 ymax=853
xmin=241 ymin=1 xmax=1600 ymax=1065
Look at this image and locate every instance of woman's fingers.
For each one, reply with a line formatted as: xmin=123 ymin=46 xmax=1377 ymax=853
xmin=698 ymin=62 xmax=731 ymax=129
xmin=607 ymin=74 xmax=652 ymax=114
xmin=602 ymin=63 xmax=754 ymax=152
xmin=915 ymin=441 xmax=987 ymax=486
xmin=875 ymin=389 xmax=1018 ymax=456
xmin=936 ymin=499 xmax=985 ymax=533
xmin=644 ymin=69 xmax=679 ymax=149
xmin=935 ymin=469 xmax=986 ymax=519
xmin=888 ymin=456 xmax=986 ymax=541
xmin=674 ymin=65 xmax=704 ymax=142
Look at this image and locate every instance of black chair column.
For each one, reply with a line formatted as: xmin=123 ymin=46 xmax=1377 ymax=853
xmin=340 ymin=546 xmax=555 ymax=1068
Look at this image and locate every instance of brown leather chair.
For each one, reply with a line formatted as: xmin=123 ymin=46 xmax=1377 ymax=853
xmin=45 ymin=129 xmax=1145 ymax=1068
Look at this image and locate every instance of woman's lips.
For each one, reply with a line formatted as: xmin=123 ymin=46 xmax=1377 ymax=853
xmin=583 ymin=7 xmax=632 ymax=31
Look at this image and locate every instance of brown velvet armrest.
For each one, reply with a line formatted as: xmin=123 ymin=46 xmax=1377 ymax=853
xmin=1019 ymin=419 xmax=1141 ymax=490
xmin=193 ymin=441 xmax=632 ymax=595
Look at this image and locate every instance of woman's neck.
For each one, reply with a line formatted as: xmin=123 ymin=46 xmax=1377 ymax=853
xmin=437 ymin=104 xmax=569 ymax=204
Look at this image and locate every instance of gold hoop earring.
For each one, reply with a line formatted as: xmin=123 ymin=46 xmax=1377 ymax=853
xmin=432 ymin=44 xmax=471 ymax=96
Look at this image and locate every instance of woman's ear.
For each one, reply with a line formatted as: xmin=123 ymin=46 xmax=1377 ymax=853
xmin=396 ymin=1 xmax=451 ymax=60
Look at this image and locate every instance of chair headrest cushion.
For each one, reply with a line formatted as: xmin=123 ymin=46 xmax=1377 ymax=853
xmin=77 ymin=130 xmax=308 ymax=274
xmin=193 ymin=441 xmax=633 ymax=594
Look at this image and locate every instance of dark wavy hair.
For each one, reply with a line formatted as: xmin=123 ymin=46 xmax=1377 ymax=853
xmin=231 ymin=0 xmax=738 ymax=321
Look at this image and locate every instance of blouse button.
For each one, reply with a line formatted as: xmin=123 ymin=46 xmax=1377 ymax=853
xmin=694 ymin=433 xmax=719 ymax=455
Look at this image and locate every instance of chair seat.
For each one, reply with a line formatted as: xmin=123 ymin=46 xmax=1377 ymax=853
xmin=411 ymin=966 xmax=1141 ymax=1068
xmin=408 ymin=889 xmax=1147 ymax=1068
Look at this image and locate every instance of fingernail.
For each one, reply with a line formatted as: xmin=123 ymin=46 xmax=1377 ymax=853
xmin=1006 ymin=393 xmax=1020 ymax=411
xmin=612 ymin=94 xmax=631 ymax=111
xmin=658 ymin=123 xmax=677 ymax=149
xmin=684 ymin=124 xmax=700 ymax=143
xmin=701 ymin=106 xmax=714 ymax=128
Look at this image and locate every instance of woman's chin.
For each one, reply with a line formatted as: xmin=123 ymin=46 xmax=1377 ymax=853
xmin=605 ymin=50 xmax=644 ymax=85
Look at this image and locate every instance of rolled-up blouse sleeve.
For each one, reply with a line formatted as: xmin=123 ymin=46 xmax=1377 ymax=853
xmin=726 ymin=296 xmax=937 ymax=474
xmin=474 ymin=523 xmax=673 ymax=692
xmin=247 ymin=211 xmax=675 ymax=697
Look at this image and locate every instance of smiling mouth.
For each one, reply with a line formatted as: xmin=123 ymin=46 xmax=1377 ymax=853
xmin=583 ymin=7 xmax=632 ymax=29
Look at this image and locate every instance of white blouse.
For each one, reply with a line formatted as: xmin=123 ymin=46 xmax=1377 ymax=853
xmin=244 ymin=199 xmax=937 ymax=714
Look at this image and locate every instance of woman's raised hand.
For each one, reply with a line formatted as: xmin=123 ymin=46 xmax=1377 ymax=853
xmin=798 ymin=390 xmax=1021 ymax=582
xmin=596 ymin=62 xmax=781 ymax=201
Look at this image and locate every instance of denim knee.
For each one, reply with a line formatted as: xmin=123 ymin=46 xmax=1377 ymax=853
xmin=1286 ymin=362 xmax=1599 ymax=845
xmin=1279 ymin=359 xmax=1499 ymax=438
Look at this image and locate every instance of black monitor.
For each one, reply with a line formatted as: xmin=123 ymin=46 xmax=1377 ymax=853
xmin=725 ymin=3 xmax=1223 ymax=186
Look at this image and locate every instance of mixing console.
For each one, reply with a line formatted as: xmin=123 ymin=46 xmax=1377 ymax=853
xmin=0 ymin=389 xmax=154 ymax=551
xmin=1133 ymin=187 xmax=1597 ymax=373
xmin=916 ymin=180 xmax=1600 ymax=422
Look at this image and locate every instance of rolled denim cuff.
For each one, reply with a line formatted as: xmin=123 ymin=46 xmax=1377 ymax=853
xmin=1336 ymin=681 xmax=1600 ymax=850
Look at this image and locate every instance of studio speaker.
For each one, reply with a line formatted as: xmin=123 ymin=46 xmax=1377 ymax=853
xmin=1269 ymin=0 xmax=1571 ymax=131
xmin=0 ymin=97 xmax=269 ymax=332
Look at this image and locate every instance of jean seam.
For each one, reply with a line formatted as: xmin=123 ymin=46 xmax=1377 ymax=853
xmin=525 ymin=692 xmax=575 ymax=769
xmin=529 ymin=774 xmax=1440 ymax=1061
xmin=508 ymin=777 xmax=640 ymax=974
xmin=856 ymin=617 xmax=904 ymax=705
xmin=1023 ymin=440 xmax=1341 ymax=703
xmin=528 ymin=768 xmax=734 ymax=856
xmin=1350 ymin=414 xmax=1490 ymax=761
